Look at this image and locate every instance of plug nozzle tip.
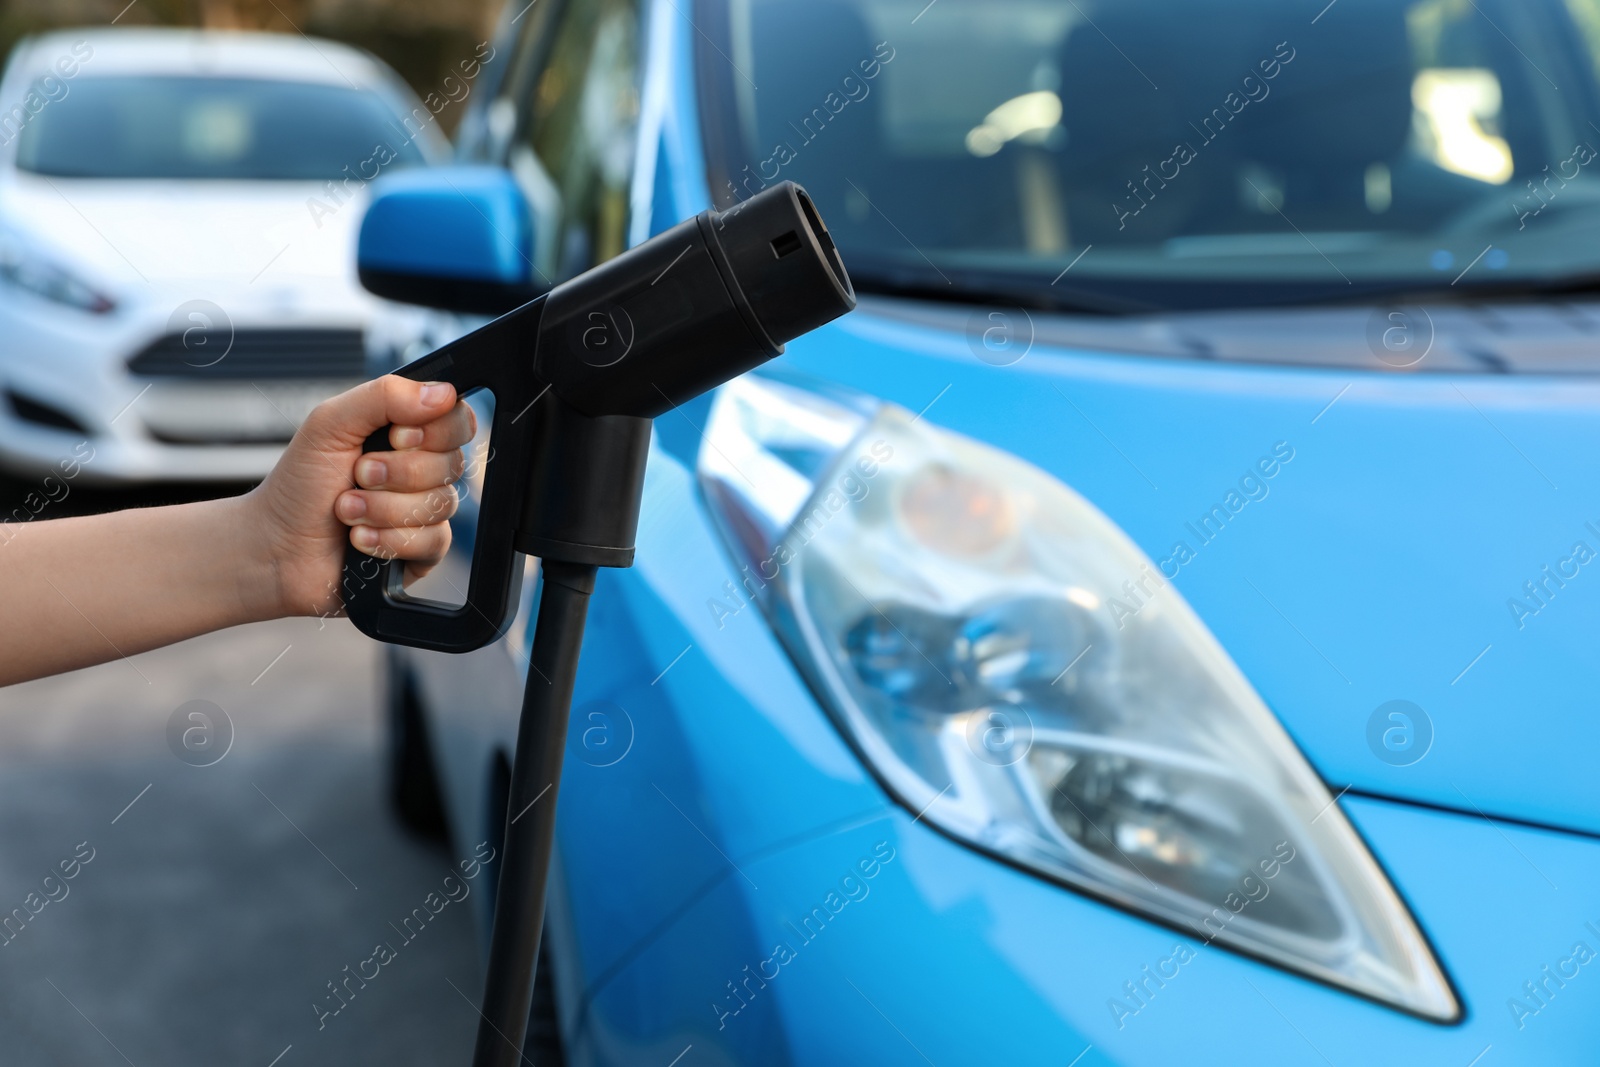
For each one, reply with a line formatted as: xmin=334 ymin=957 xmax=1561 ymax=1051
xmin=709 ymin=181 xmax=855 ymax=349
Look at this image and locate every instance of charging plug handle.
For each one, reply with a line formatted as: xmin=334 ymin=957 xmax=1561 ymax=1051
xmin=342 ymin=180 xmax=854 ymax=650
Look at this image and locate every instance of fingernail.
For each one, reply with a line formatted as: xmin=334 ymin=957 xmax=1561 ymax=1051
xmin=353 ymin=525 xmax=379 ymax=548
xmin=357 ymin=457 xmax=387 ymax=487
xmin=393 ymin=426 xmax=424 ymax=448
xmin=338 ymin=494 xmax=367 ymax=521
xmin=420 ymin=382 xmax=451 ymax=407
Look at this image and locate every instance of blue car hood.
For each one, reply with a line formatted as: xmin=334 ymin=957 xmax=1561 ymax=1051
xmin=757 ymin=298 xmax=1600 ymax=838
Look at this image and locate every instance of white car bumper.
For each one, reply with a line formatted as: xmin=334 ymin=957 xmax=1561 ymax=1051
xmin=0 ymin=293 xmax=367 ymax=484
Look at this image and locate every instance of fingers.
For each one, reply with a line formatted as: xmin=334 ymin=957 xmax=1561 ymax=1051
xmin=301 ymin=375 xmax=459 ymax=450
xmin=320 ymin=376 xmax=472 ymax=582
xmin=336 ymin=486 xmax=458 ymax=531
xmin=389 ymin=398 xmax=476 ymax=452
xmin=347 ymin=520 xmax=453 ymax=570
xmin=354 ymin=447 xmax=465 ymax=493
xmin=341 ymin=484 xmax=455 ymax=574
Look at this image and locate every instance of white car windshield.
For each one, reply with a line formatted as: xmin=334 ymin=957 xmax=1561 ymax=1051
xmin=13 ymin=74 xmax=427 ymax=181
xmin=699 ymin=0 xmax=1600 ymax=311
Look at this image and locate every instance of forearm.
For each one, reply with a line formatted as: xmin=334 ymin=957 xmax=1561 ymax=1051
xmin=0 ymin=495 xmax=278 ymax=686
xmin=0 ymin=377 xmax=468 ymax=690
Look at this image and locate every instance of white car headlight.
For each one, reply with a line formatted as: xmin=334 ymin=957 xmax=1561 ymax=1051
xmin=0 ymin=230 xmax=115 ymax=313
xmin=698 ymin=373 xmax=1457 ymax=1021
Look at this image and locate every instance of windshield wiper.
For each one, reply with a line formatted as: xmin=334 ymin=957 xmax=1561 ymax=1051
xmin=849 ymin=260 xmax=1600 ymax=315
xmin=1366 ymin=271 xmax=1600 ymax=306
xmin=847 ymin=264 xmax=1156 ymax=317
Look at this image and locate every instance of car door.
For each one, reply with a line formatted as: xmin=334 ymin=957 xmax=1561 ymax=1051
xmin=405 ymin=0 xmax=650 ymax=966
xmin=477 ymin=0 xmax=644 ymax=286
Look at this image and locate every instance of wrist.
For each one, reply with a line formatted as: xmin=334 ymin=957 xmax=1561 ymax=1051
xmin=222 ymin=491 xmax=291 ymax=623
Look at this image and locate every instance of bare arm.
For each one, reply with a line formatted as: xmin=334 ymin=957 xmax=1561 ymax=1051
xmin=0 ymin=376 xmax=474 ymax=687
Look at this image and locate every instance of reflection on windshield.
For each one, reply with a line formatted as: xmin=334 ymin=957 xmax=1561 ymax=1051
xmin=703 ymin=0 xmax=1600 ymax=310
xmin=15 ymin=76 xmax=427 ymax=181
xmin=1412 ymin=67 xmax=1514 ymax=183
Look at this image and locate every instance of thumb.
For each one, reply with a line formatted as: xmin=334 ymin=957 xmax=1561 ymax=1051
xmin=302 ymin=376 xmax=458 ymax=450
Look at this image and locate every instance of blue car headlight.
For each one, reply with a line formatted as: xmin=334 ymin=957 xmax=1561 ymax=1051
xmin=697 ymin=373 xmax=1457 ymax=1021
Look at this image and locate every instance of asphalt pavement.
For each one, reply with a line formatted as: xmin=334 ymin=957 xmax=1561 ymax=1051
xmin=0 ymin=598 xmax=484 ymax=1065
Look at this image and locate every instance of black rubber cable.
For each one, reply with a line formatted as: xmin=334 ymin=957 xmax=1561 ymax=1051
xmin=471 ymin=560 xmax=597 ymax=1067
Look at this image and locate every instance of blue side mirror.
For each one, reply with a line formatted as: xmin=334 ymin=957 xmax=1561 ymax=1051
xmin=357 ymin=165 xmax=542 ymax=315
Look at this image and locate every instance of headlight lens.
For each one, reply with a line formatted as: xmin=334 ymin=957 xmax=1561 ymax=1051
xmin=698 ymin=373 xmax=1457 ymax=1021
xmin=0 ymin=231 xmax=115 ymax=313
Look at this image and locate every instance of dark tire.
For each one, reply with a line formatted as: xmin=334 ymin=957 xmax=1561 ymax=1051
xmin=383 ymin=648 xmax=449 ymax=842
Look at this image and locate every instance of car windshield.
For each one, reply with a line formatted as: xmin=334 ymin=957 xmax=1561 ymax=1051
xmin=14 ymin=75 xmax=427 ymax=181
xmin=699 ymin=0 xmax=1600 ymax=311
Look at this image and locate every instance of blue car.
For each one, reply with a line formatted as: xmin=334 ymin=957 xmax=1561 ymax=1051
xmin=368 ymin=0 xmax=1600 ymax=1062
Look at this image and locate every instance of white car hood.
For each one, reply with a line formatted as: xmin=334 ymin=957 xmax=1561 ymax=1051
xmin=1 ymin=171 xmax=375 ymax=320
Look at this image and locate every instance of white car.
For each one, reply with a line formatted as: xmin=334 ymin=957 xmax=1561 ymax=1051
xmin=0 ymin=28 xmax=447 ymax=483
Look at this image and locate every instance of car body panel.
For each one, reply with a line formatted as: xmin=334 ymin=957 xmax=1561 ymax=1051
xmin=390 ymin=0 xmax=1600 ymax=1062
xmin=545 ymin=419 xmax=1600 ymax=1063
xmin=563 ymin=794 xmax=1600 ymax=1067
xmin=765 ymin=301 xmax=1600 ymax=838
xmin=0 ymin=173 xmax=377 ymax=294
xmin=553 ymin=451 xmax=891 ymax=981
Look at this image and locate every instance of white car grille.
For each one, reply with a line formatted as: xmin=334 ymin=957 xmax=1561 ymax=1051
xmin=127 ymin=328 xmax=368 ymax=379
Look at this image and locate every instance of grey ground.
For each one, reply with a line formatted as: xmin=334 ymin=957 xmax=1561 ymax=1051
xmin=0 ymin=612 xmax=482 ymax=1066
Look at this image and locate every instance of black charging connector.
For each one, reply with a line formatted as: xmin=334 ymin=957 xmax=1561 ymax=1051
xmin=342 ymin=181 xmax=854 ymax=1067
xmin=343 ymin=181 xmax=853 ymax=648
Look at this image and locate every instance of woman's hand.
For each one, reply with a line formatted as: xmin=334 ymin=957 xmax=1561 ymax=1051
xmin=0 ymin=375 xmax=477 ymax=686
xmin=244 ymin=376 xmax=477 ymax=618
